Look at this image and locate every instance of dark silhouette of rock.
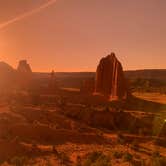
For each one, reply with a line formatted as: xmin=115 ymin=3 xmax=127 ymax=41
xmin=95 ymin=52 xmax=129 ymax=100
xmin=0 ymin=61 xmax=16 ymax=93
xmin=17 ymin=60 xmax=33 ymax=89
xmin=17 ymin=60 xmax=32 ymax=73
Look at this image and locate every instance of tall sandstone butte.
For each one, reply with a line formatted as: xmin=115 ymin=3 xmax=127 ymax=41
xmin=17 ymin=60 xmax=32 ymax=73
xmin=17 ymin=60 xmax=33 ymax=89
xmin=95 ymin=53 xmax=129 ymax=100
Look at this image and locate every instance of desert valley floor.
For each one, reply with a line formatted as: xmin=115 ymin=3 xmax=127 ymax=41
xmin=0 ymin=89 xmax=166 ymax=166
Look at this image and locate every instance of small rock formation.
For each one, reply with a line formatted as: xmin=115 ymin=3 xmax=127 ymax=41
xmin=17 ymin=60 xmax=32 ymax=73
xmin=95 ymin=52 xmax=129 ymax=100
xmin=48 ymin=70 xmax=58 ymax=93
xmin=17 ymin=60 xmax=33 ymax=89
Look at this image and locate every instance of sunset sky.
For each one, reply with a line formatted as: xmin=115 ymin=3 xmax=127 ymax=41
xmin=0 ymin=0 xmax=166 ymax=72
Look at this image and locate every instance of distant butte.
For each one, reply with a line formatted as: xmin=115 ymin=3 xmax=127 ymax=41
xmin=17 ymin=60 xmax=32 ymax=73
xmin=95 ymin=52 xmax=129 ymax=100
xmin=17 ymin=60 xmax=33 ymax=89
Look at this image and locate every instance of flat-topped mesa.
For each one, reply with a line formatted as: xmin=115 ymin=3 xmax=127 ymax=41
xmin=95 ymin=52 xmax=129 ymax=100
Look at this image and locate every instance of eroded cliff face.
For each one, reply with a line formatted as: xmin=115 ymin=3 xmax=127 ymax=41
xmin=95 ymin=53 xmax=129 ymax=100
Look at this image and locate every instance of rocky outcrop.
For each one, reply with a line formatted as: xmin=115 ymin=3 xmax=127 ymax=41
xmin=17 ymin=60 xmax=33 ymax=89
xmin=0 ymin=62 xmax=16 ymax=93
xmin=17 ymin=60 xmax=32 ymax=73
xmin=95 ymin=53 xmax=129 ymax=100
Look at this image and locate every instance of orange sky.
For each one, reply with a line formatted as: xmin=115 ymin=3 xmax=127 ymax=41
xmin=0 ymin=0 xmax=166 ymax=72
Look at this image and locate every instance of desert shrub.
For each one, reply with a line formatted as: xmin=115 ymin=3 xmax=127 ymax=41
xmin=59 ymin=152 xmax=71 ymax=165
xmin=152 ymin=151 xmax=160 ymax=158
xmin=32 ymin=143 xmax=38 ymax=149
xmin=45 ymin=159 xmax=52 ymax=166
xmin=52 ymin=145 xmax=58 ymax=155
xmin=112 ymin=151 xmax=123 ymax=159
xmin=2 ymin=132 xmax=12 ymax=141
xmin=96 ymin=130 xmax=104 ymax=137
xmin=131 ymin=140 xmax=140 ymax=151
xmin=0 ymin=159 xmax=4 ymax=165
xmin=138 ymin=128 xmax=144 ymax=136
xmin=117 ymin=132 xmax=126 ymax=145
xmin=82 ymin=151 xmax=111 ymax=166
xmin=10 ymin=156 xmax=28 ymax=166
xmin=31 ymin=143 xmax=40 ymax=153
xmin=131 ymin=159 xmax=145 ymax=166
xmin=123 ymin=152 xmax=133 ymax=162
xmin=104 ymin=107 xmax=110 ymax=112
xmin=76 ymin=156 xmax=81 ymax=166
xmin=149 ymin=156 xmax=166 ymax=166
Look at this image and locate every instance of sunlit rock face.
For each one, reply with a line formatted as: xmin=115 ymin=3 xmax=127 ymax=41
xmin=17 ymin=60 xmax=33 ymax=89
xmin=95 ymin=53 xmax=129 ymax=100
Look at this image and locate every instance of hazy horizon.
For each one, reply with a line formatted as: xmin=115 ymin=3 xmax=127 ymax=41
xmin=0 ymin=0 xmax=166 ymax=72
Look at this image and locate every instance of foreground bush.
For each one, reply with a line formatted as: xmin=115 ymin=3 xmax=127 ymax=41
xmin=112 ymin=151 xmax=123 ymax=159
xmin=82 ymin=151 xmax=111 ymax=166
xmin=123 ymin=152 xmax=133 ymax=162
xmin=149 ymin=156 xmax=166 ymax=166
xmin=10 ymin=156 xmax=28 ymax=166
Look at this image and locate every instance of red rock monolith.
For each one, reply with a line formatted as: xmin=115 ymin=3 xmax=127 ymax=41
xmin=95 ymin=53 xmax=129 ymax=100
xmin=17 ymin=60 xmax=33 ymax=89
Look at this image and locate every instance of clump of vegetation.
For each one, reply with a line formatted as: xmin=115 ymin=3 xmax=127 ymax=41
xmin=59 ymin=152 xmax=71 ymax=165
xmin=123 ymin=152 xmax=133 ymax=162
xmin=112 ymin=151 xmax=123 ymax=159
xmin=10 ymin=156 xmax=28 ymax=166
xmin=131 ymin=159 xmax=146 ymax=166
xmin=148 ymin=155 xmax=166 ymax=166
xmin=117 ymin=132 xmax=126 ymax=145
xmin=76 ymin=156 xmax=81 ymax=166
xmin=31 ymin=143 xmax=40 ymax=153
xmin=152 ymin=151 xmax=161 ymax=158
xmin=96 ymin=130 xmax=104 ymax=137
xmin=104 ymin=107 xmax=110 ymax=112
xmin=131 ymin=140 xmax=140 ymax=151
xmin=52 ymin=145 xmax=58 ymax=155
xmin=82 ymin=151 xmax=111 ymax=166
xmin=0 ymin=159 xmax=4 ymax=165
